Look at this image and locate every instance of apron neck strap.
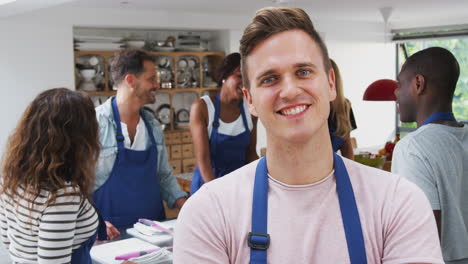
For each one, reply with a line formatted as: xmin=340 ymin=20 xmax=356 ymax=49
xmin=111 ymin=98 xmax=157 ymax=148
xmin=420 ymin=112 xmax=456 ymax=127
xmin=111 ymin=97 xmax=125 ymax=150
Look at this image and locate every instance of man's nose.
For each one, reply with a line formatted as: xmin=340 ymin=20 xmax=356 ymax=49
xmin=279 ymin=75 xmax=300 ymax=99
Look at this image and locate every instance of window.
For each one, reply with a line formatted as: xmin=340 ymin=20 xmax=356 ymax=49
xmin=394 ymin=29 xmax=468 ymax=135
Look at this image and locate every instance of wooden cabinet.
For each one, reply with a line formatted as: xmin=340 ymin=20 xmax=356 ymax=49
xmin=75 ymin=50 xmax=224 ymax=185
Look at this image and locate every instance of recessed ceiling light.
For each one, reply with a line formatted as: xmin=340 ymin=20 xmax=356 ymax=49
xmin=0 ymin=0 xmax=17 ymax=5
xmin=120 ymin=1 xmax=129 ymax=4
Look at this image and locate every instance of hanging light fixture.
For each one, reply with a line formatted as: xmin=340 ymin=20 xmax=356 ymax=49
xmin=363 ymin=79 xmax=398 ymax=101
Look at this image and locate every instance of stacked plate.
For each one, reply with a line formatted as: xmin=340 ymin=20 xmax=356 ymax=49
xmin=126 ymin=40 xmax=145 ymax=49
xmin=74 ymin=35 xmax=124 ymax=51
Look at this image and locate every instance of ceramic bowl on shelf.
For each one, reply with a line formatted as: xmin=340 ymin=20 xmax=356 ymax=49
xmin=80 ymin=69 xmax=96 ymax=81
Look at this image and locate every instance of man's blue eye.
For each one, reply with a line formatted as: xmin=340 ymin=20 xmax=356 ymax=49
xmin=262 ymin=77 xmax=275 ymax=84
xmin=298 ymin=70 xmax=310 ymax=76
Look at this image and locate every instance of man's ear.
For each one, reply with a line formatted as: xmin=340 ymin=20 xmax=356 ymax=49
xmin=328 ymin=68 xmax=337 ymax=102
xmin=414 ymin=74 xmax=426 ymax=95
xmin=124 ymin=74 xmax=137 ymax=89
xmin=242 ymin=88 xmax=258 ymax=117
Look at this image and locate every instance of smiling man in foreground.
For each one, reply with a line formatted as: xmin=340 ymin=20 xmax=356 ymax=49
xmin=173 ymin=7 xmax=443 ymax=263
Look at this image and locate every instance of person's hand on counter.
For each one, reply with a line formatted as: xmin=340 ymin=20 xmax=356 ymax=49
xmin=174 ymin=197 xmax=187 ymax=209
xmin=105 ymin=221 xmax=121 ymax=240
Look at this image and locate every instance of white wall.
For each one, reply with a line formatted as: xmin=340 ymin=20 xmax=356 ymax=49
xmin=0 ymin=19 xmax=74 ymax=152
xmin=0 ymin=5 xmax=395 ymax=154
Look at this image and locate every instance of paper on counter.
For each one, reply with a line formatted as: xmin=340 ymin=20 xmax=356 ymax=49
xmin=129 ymin=248 xmax=172 ymax=264
xmin=90 ymin=238 xmax=157 ymax=264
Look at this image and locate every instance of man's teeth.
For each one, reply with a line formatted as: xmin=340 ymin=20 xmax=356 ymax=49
xmin=280 ymin=105 xmax=307 ymax=116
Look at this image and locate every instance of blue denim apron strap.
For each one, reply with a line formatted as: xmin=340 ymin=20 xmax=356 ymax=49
xmin=71 ymin=207 xmax=107 ymax=264
xmin=248 ymin=153 xmax=367 ymax=264
xmin=210 ymin=94 xmax=222 ymax=164
xmin=420 ymin=112 xmax=456 ymax=127
xmin=334 ymin=153 xmax=367 ymax=264
xmin=249 ymin=156 xmax=269 ymax=264
xmin=331 ymin=134 xmax=346 ymax=152
xmin=93 ymin=97 xmax=165 ymax=230
xmin=111 ymin=97 xmax=125 ymax=149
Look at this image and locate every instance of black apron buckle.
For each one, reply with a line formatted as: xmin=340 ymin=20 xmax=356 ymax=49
xmin=248 ymin=232 xmax=270 ymax=250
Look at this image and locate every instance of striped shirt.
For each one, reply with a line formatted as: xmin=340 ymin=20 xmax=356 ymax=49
xmin=0 ymin=185 xmax=99 ymax=263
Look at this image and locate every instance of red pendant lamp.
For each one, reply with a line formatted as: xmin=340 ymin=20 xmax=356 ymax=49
xmin=363 ymin=79 xmax=398 ymax=101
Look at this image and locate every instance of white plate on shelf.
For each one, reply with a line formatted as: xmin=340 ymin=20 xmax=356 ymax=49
xmin=154 ymin=46 xmax=176 ymax=52
xmin=126 ymin=40 xmax=145 ymax=48
xmin=176 ymin=47 xmax=207 ymax=52
xmin=74 ymin=35 xmax=123 ymax=43
xmin=76 ymin=42 xmax=124 ymax=51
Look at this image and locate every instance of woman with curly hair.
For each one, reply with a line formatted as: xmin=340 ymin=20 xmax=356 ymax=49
xmin=0 ymin=88 xmax=107 ymax=264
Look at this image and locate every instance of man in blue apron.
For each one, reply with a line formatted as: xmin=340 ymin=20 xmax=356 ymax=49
xmin=392 ymin=47 xmax=468 ymax=264
xmin=173 ymin=7 xmax=443 ymax=263
xmin=94 ymin=49 xmax=187 ymax=239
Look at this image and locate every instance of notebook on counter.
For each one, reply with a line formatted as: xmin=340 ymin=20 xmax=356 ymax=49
xmin=126 ymin=219 xmax=177 ymax=247
xmin=90 ymin=238 xmax=157 ymax=264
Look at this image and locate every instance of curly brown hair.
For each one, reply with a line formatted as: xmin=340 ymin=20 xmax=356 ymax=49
xmin=1 ymin=88 xmax=100 ymax=206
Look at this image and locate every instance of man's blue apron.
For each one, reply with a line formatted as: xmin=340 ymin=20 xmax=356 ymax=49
xmin=248 ymin=153 xmax=367 ymax=264
xmin=93 ymin=97 xmax=166 ymax=230
xmin=71 ymin=210 xmax=107 ymax=264
xmin=190 ymin=94 xmax=251 ymax=195
xmin=420 ymin=112 xmax=456 ymax=127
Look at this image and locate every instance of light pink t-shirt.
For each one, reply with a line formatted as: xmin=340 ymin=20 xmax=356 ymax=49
xmin=173 ymin=158 xmax=443 ymax=264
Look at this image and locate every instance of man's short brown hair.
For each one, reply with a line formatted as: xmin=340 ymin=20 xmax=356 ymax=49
xmin=239 ymin=7 xmax=331 ymax=89
xmin=110 ymin=49 xmax=155 ymax=86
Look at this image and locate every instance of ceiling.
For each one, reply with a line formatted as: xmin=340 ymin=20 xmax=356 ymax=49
xmin=2 ymin=0 xmax=468 ymax=27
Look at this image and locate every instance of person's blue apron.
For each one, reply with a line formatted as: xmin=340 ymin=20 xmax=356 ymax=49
xmin=190 ymin=94 xmax=251 ymax=195
xmin=329 ymin=126 xmax=346 ymax=152
xmin=71 ymin=209 xmax=107 ymax=264
xmin=93 ymin=97 xmax=166 ymax=230
xmin=248 ymin=153 xmax=367 ymax=264
xmin=420 ymin=112 xmax=456 ymax=127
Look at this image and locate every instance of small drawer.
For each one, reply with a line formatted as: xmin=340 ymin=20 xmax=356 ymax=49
xmin=164 ymin=133 xmax=174 ymax=145
xmin=172 ymin=132 xmax=182 ymax=144
xmin=169 ymin=159 xmax=182 ymax=175
xmin=171 ymin=144 xmax=182 ymax=159
xmin=181 ymin=131 xmax=192 ymax=143
xmin=182 ymin=158 xmax=196 ymax=173
xmin=182 ymin=144 xmax=193 ymax=158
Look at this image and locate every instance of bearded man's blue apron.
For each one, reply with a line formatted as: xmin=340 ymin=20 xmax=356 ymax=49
xmin=93 ymin=97 xmax=166 ymax=230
